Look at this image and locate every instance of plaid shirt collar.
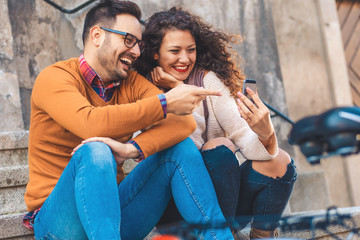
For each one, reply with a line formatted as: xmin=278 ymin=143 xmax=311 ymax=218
xmin=78 ymin=54 xmax=121 ymax=102
xmin=79 ymin=54 xmax=98 ymax=86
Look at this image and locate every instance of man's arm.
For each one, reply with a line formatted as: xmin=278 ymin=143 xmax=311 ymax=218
xmin=72 ymin=137 xmax=141 ymax=165
xmin=32 ymin=66 xmax=167 ymax=140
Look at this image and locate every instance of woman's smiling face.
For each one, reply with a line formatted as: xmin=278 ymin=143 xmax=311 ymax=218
xmin=154 ymin=29 xmax=196 ymax=81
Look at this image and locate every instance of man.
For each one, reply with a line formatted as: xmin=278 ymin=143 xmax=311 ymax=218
xmin=23 ymin=0 xmax=234 ymax=239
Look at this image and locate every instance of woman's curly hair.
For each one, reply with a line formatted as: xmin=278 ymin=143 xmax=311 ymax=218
xmin=134 ymin=7 xmax=245 ymax=97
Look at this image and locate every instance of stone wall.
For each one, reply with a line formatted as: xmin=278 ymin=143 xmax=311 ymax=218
xmin=270 ymin=0 xmax=356 ymax=211
xmin=0 ymin=1 xmax=24 ymax=131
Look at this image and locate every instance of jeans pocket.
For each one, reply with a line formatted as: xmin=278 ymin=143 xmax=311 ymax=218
xmin=34 ymin=209 xmax=62 ymax=240
xmin=35 ymin=232 xmax=62 ymax=240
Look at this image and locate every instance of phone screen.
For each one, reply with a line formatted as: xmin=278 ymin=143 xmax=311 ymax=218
xmin=243 ymin=79 xmax=257 ymax=100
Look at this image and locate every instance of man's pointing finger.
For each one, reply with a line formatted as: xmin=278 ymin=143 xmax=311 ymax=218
xmin=195 ymin=88 xmax=222 ymax=97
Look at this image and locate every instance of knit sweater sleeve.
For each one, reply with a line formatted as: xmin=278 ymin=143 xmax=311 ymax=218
xmin=204 ymin=72 xmax=278 ymax=160
xmin=32 ymin=65 xmax=163 ymax=138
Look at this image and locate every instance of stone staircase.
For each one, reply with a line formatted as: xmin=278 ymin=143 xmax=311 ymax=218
xmin=1 ymin=130 xmax=360 ymax=240
xmin=0 ymin=130 xmax=32 ymax=239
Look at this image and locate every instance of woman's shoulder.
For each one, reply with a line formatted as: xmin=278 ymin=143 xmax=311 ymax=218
xmin=203 ymin=71 xmax=220 ymax=83
xmin=203 ymin=70 xmax=216 ymax=79
xmin=203 ymin=71 xmax=228 ymax=91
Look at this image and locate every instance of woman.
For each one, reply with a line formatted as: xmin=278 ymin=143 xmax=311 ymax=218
xmin=134 ymin=7 xmax=297 ymax=239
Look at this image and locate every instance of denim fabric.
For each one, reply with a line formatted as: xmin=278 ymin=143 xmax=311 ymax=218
xmin=33 ymin=138 xmax=233 ymax=240
xmin=201 ymin=145 xmax=241 ymax=218
xmin=158 ymin=145 xmax=240 ymax=226
xmin=236 ymin=159 xmax=297 ymax=231
xmin=159 ymin=145 xmax=297 ymax=232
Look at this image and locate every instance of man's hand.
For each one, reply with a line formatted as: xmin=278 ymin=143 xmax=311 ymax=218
xmin=151 ymin=66 xmax=183 ymax=90
xmin=72 ymin=137 xmax=140 ymax=165
xmin=165 ymin=84 xmax=222 ymax=115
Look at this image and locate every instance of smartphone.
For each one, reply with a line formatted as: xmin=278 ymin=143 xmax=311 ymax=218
xmin=242 ymin=79 xmax=257 ymax=100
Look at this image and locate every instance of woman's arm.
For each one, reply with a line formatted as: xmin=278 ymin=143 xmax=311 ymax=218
xmin=236 ymin=88 xmax=277 ymax=155
xmin=204 ymin=72 xmax=278 ymax=160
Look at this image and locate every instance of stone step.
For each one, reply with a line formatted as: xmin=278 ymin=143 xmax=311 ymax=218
xmin=0 ymin=130 xmax=28 ymax=168
xmin=0 ymin=212 xmax=33 ymax=239
xmin=0 ymin=165 xmax=28 ymax=188
xmin=0 ymin=131 xmax=28 ymax=150
xmin=0 ymin=130 xmax=29 ymax=215
xmin=0 ymin=186 xmax=27 ymax=215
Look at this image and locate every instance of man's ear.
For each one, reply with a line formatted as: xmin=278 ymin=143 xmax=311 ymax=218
xmin=153 ymin=53 xmax=159 ymax=60
xmin=89 ymin=26 xmax=105 ymax=47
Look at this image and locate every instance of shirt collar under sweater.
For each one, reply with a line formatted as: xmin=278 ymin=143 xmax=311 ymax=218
xmin=78 ymin=54 xmax=120 ymax=102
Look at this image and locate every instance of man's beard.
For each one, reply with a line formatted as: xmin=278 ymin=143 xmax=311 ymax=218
xmin=97 ymin=39 xmax=129 ymax=81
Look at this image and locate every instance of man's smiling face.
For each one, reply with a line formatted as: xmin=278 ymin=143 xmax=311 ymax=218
xmin=96 ymin=14 xmax=142 ymax=83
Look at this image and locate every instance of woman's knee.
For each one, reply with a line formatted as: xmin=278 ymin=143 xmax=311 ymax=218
xmin=277 ymin=148 xmax=292 ymax=164
xmin=201 ymin=138 xmax=239 ymax=172
xmin=201 ymin=137 xmax=236 ymax=153
xmin=252 ymin=148 xmax=292 ymax=179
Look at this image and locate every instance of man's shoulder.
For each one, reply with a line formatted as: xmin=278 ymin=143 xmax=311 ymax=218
xmin=47 ymin=57 xmax=80 ymax=75
xmin=33 ymin=57 xmax=83 ymax=93
xmin=37 ymin=57 xmax=81 ymax=82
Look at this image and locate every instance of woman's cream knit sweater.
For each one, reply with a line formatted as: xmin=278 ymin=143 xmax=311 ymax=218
xmin=190 ymin=71 xmax=278 ymax=161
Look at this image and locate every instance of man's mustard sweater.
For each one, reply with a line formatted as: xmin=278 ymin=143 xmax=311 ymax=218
xmin=25 ymin=58 xmax=195 ymax=211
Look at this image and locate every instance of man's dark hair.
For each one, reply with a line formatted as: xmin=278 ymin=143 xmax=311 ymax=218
xmin=82 ymin=0 xmax=142 ymax=45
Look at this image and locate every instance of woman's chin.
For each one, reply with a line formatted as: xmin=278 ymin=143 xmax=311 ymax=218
xmin=172 ymin=72 xmax=191 ymax=81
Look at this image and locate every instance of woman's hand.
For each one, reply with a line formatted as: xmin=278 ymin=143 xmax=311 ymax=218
xmin=71 ymin=137 xmax=141 ymax=165
xmin=236 ymin=88 xmax=274 ymax=142
xmin=151 ymin=66 xmax=183 ymax=90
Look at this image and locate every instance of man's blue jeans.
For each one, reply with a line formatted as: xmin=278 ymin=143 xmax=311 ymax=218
xmin=33 ymin=138 xmax=233 ymax=240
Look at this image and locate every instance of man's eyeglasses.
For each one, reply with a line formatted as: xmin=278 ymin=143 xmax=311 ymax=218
xmin=100 ymin=27 xmax=145 ymax=53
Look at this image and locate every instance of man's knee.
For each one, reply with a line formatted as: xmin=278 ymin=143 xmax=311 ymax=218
xmin=77 ymin=142 xmax=116 ymax=169
xmin=159 ymin=138 xmax=206 ymax=169
xmin=168 ymin=138 xmax=198 ymax=154
xmin=201 ymin=137 xmax=236 ymax=153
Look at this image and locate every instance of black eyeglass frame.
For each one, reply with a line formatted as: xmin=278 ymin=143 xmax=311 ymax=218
xmin=100 ymin=27 xmax=145 ymax=53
